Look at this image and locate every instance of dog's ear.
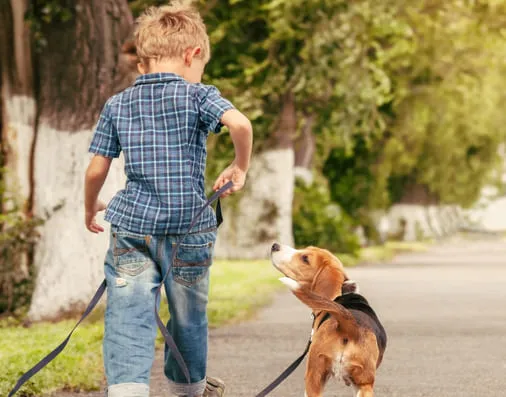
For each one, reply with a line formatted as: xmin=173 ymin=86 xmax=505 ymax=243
xmin=312 ymin=264 xmax=346 ymax=300
xmin=342 ymin=279 xmax=359 ymax=295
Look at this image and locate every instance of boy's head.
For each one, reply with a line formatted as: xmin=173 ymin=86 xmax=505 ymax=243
xmin=134 ymin=1 xmax=210 ymax=83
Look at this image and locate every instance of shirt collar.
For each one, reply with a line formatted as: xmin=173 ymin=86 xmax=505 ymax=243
xmin=134 ymin=72 xmax=185 ymax=86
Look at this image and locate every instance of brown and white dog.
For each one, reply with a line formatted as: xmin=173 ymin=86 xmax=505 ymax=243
xmin=270 ymin=243 xmax=386 ymax=397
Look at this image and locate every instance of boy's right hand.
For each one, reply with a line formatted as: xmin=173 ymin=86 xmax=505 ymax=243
xmin=85 ymin=200 xmax=107 ymax=233
xmin=213 ymin=163 xmax=247 ymax=198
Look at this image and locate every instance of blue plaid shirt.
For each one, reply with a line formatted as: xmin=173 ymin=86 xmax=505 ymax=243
xmin=89 ymin=73 xmax=234 ymax=235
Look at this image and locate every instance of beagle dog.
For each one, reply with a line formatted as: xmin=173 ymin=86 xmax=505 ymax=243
xmin=270 ymin=243 xmax=386 ymax=397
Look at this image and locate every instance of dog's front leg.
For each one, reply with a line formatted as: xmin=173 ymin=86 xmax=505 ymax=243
xmin=354 ymin=384 xmax=374 ymax=397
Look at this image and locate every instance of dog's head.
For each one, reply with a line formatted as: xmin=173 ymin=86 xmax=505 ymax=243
xmin=270 ymin=242 xmax=351 ymax=300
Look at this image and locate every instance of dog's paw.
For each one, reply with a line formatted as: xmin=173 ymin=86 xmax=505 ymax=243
xmin=342 ymin=279 xmax=359 ymax=294
xmin=279 ymin=277 xmax=300 ymax=291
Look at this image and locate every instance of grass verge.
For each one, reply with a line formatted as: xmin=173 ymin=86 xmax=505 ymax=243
xmin=358 ymin=240 xmax=430 ymax=264
xmin=0 ymin=321 xmax=104 ymax=396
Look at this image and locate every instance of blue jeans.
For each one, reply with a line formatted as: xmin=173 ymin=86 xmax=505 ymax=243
xmin=103 ymin=225 xmax=217 ymax=397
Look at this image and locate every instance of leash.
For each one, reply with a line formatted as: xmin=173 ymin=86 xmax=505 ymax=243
xmin=154 ymin=182 xmax=231 ymax=383
xmin=254 ymin=315 xmax=315 ymax=397
xmin=8 ymin=181 xmax=233 ymax=397
xmin=7 ymin=280 xmax=107 ymax=397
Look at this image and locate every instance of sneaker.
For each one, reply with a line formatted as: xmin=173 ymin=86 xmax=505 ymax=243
xmin=204 ymin=376 xmax=225 ymax=397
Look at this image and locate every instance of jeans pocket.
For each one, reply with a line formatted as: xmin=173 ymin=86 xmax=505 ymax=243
xmin=172 ymin=241 xmax=213 ymax=287
xmin=113 ymin=228 xmax=152 ymax=277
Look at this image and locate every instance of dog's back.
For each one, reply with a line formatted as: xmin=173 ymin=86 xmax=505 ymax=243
xmin=335 ymin=293 xmax=387 ymax=366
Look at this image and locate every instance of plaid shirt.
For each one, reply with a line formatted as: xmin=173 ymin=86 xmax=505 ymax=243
xmin=89 ymin=73 xmax=234 ymax=235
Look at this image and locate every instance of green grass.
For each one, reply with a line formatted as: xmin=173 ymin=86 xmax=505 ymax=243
xmin=208 ymin=259 xmax=282 ymax=326
xmin=1 ymin=321 xmax=104 ymax=396
xmin=359 ymin=240 xmax=429 ymax=263
xmin=0 ymin=243 xmax=428 ymax=396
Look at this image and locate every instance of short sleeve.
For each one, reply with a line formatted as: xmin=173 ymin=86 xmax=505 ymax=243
xmin=196 ymin=85 xmax=235 ymax=134
xmin=89 ymin=100 xmax=121 ymax=158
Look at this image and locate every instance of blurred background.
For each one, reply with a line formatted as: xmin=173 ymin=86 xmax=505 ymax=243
xmin=1 ymin=1 xmax=506 ymax=394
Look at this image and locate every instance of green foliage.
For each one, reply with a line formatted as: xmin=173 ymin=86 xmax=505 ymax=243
xmin=0 ymin=182 xmax=43 ymax=315
xmin=317 ymin=0 xmax=506 ymax=219
xmin=324 ymin=135 xmax=377 ymax=217
xmin=293 ymin=178 xmax=360 ymax=254
xmin=202 ymin=0 xmax=395 ymax=154
xmin=203 ymin=0 xmax=506 ymax=214
xmin=368 ymin=0 xmax=506 ymax=208
xmin=25 ymin=1 xmax=75 ymax=51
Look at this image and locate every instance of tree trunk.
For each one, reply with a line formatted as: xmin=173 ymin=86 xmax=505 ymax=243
xmin=294 ymin=114 xmax=315 ymax=185
xmin=1 ymin=0 xmax=134 ymax=320
xmin=398 ymin=183 xmax=438 ymax=205
xmin=215 ymin=93 xmax=296 ymax=258
xmin=466 ymin=147 xmax=506 ymax=231
xmin=0 ymin=0 xmax=37 ymax=310
xmin=0 ymin=0 xmax=35 ymax=209
xmin=388 ymin=183 xmax=464 ymax=241
xmin=29 ymin=0 xmax=134 ymax=321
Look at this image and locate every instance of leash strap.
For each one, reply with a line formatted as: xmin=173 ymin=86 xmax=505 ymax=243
xmin=8 ymin=280 xmax=107 ymax=397
xmin=8 ymin=181 xmax=233 ymax=396
xmin=154 ymin=181 xmax=233 ymax=383
xmin=254 ymin=314 xmax=317 ymax=397
xmin=254 ymin=337 xmax=311 ymax=397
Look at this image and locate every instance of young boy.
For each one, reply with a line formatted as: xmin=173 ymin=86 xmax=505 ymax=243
xmin=84 ymin=3 xmax=253 ymax=397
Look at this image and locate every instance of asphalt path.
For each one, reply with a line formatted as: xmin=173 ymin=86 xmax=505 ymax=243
xmin=55 ymin=236 xmax=506 ymax=397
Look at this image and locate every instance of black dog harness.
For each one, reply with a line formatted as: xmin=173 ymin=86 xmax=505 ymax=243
xmin=319 ymin=293 xmax=387 ymax=354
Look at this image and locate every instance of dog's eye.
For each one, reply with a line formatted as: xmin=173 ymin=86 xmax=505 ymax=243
xmin=301 ymin=254 xmax=310 ymax=264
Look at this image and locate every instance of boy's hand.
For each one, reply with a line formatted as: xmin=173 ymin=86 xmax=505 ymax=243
xmin=85 ymin=200 xmax=107 ymax=233
xmin=213 ymin=163 xmax=247 ymax=197
xmin=84 ymin=155 xmax=112 ymax=233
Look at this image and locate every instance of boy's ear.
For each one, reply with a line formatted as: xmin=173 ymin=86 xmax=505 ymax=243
xmin=137 ymin=62 xmax=147 ymax=75
xmin=184 ymin=47 xmax=201 ymax=66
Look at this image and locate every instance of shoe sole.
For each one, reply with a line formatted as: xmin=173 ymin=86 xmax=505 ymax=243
xmin=205 ymin=376 xmax=225 ymax=397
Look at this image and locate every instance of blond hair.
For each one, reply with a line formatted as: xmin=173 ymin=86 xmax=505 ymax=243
xmin=134 ymin=1 xmax=210 ymax=65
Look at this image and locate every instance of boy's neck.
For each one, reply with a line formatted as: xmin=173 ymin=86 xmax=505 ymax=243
xmin=144 ymin=59 xmax=185 ymax=76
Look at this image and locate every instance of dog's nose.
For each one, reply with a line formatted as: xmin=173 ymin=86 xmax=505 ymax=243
xmin=271 ymin=243 xmax=281 ymax=252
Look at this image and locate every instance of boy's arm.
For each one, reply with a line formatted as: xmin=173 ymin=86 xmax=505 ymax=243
xmin=84 ymin=155 xmax=112 ymax=233
xmin=213 ymin=109 xmax=253 ymax=197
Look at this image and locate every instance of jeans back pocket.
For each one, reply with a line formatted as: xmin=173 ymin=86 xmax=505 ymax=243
xmin=172 ymin=241 xmax=213 ymax=286
xmin=113 ymin=228 xmax=152 ymax=277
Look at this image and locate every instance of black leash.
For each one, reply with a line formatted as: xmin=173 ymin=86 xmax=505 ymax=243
xmin=254 ymin=315 xmax=315 ymax=397
xmin=8 ymin=181 xmax=233 ymax=397
xmin=254 ymin=338 xmax=311 ymax=397
xmin=7 ymin=280 xmax=107 ymax=397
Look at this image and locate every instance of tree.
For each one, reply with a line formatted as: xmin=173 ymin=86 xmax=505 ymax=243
xmin=202 ymin=0 xmax=395 ymax=256
xmin=374 ymin=0 xmax=506 ymax=207
xmin=0 ymin=0 xmax=135 ymax=320
xmin=322 ymin=0 xmax=506 ymax=240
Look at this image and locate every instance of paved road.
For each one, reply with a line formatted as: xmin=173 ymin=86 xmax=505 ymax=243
xmin=56 ymin=237 xmax=506 ymax=396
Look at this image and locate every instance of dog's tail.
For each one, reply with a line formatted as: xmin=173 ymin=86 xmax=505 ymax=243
xmin=280 ymin=277 xmax=359 ymax=339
